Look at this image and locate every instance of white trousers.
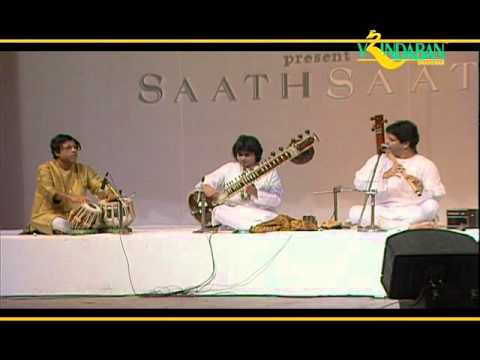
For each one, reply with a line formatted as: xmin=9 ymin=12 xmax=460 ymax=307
xmin=348 ymin=198 xmax=440 ymax=230
xmin=212 ymin=204 xmax=278 ymax=231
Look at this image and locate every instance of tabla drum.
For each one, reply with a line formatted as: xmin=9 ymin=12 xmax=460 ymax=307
xmin=100 ymin=197 xmax=136 ymax=228
xmin=68 ymin=202 xmax=103 ymax=230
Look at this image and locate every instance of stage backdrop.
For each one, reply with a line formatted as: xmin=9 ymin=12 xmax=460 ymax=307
xmin=0 ymin=51 xmax=478 ymax=228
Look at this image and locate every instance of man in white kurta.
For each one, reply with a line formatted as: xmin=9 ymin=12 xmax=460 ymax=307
xmin=195 ymin=134 xmax=283 ymax=231
xmin=348 ymin=120 xmax=446 ymax=230
xmin=197 ymin=162 xmax=283 ymax=231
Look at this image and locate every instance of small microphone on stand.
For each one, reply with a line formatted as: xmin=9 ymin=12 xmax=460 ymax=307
xmin=101 ymin=172 xmax=109 ymax=190
xmin=193 ymin=176 xmax=209 ymax=233
xmin=200 ymin=177 xmax=207 ymax=230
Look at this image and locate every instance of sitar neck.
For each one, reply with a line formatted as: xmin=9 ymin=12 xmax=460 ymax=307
xmin=212 ymin=131 xmax=318 ymax=205
xmin=225 ymin=151 xmax=292 ymax=197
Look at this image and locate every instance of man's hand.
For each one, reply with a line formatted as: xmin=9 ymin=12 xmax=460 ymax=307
xmin=245 ymin=184 xmax=258 ymax=199
xmin=96 ymin=190 xmax=118 ymax=202
xmin=67 ymin=194 xmax=88 ymax=204
xmin=105 ymin=192 xmax=118 ymax=202
xmin=203 ymin=184 xmax=219 ymax=201
xmin=383 ymin=162 xmax=406 ymax=179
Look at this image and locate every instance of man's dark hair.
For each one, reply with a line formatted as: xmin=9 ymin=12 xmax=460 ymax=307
xmin=232 ymin=135 xmax=263 ymax=162
xmin=50 ymin=134 xmax=82 ymax=159
xmin=386 ymin=120 xmax=419 ymax=153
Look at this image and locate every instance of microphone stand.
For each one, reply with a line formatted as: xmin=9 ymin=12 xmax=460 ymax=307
xmin=118 ymin=189 xmax=124 ymax=232
xmin=357 ymin=152 xmax=385 ymax=232
xmin=194 ymin=177 xmax=211 ymax=234
xmin=313 ymin=186 xmax=361 ymax=222
xmin=333 ymin=186 xmax=340 ymax=221
xmin=103 ymin=175 xmax=130 ymax=234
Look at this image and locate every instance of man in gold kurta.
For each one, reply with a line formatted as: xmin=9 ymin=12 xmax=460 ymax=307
xmin=27 ymin=134 xmax=115 ymax=234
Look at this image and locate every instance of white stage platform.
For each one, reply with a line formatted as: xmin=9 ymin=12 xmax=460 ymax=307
xmin=1 ymin=227 xmax=478 ymax=298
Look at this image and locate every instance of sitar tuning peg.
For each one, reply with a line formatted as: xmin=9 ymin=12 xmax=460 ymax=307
xmin=278 ymin=147 xmax=284 ymax=151
xmin=305 ymin=130 xmax=310 ymax=135
xmin=297 ymin=134 xmax=303 ymax=139
xmin=271 ymin=151 xmax=276 ymax=156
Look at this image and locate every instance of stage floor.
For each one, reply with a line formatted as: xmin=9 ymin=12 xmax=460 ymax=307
xmin=0 ymin=295 xmax=400 ymax=309
xmin=1 ymin=226 xmax=478 ymax=303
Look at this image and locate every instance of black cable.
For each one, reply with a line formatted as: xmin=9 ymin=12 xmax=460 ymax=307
xmin=410 ymin=284 xmax=429 ymax=307
xmin=118 ymin=230 xmax=137 ymax=296
xmin=378 ymin=300 xmax=400 ymax=309
xmin=105 ymin=172 xmax=218 ymax=298
xmin=140 ymin=231 xmax=217 ymax=297
xmin=107 ymin=172 xmax=137 ymax=296
xmin=180 ymin=232 xmax=217 ymax=296
xmin=198 ymin=233 xmax=293 ymax=295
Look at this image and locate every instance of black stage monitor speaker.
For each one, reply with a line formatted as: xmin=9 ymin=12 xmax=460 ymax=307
xmin=381 ymin=229 xmax=479 ymax=308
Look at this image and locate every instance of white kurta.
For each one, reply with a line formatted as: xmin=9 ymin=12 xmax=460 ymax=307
xmin=195 ymin=162 xmax=283 ymax=230
xmin=348 ymin=153 xmax=446 ymax=229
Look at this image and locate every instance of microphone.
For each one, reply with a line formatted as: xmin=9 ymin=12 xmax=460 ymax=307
xmin=101 ymin=172 xmax=109 ymax=190
xmin=197 ymin=176 xmax=206 ymax=202
xmin=380 ymin=144 xmax=389 ymax=150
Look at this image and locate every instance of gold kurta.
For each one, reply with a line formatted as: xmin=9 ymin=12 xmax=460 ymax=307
xmin=28 ymin=160 xmax=106 ymax=234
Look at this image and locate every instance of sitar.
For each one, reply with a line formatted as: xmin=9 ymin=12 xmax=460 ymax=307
xmin=188 ymin=130 xmax=319 ymax=225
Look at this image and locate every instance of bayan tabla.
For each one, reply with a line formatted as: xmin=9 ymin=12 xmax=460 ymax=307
xmin=99 ymin=197 xmax=136 ymax=228
xmin=68 ymin=202 xmax=103 ymax=230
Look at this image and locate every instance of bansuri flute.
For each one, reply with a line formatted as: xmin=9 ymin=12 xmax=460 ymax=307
xmin=382 ymin=144 xmax=422 ymax=196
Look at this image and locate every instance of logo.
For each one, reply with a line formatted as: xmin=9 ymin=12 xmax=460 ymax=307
xmin=357 ymin=30 xmax=446 ymax=70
